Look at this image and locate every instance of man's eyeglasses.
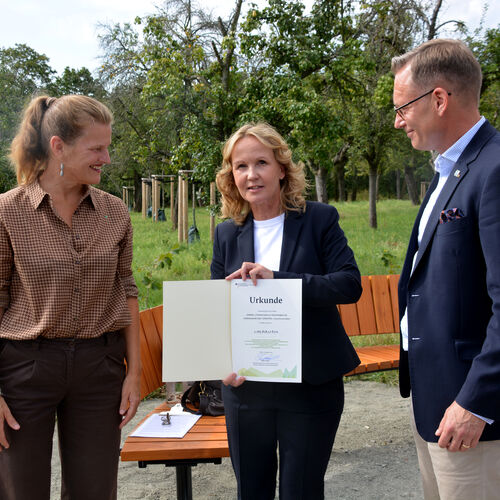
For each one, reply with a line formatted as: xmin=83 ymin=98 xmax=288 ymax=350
xmin=394 ymin=89 xmax=451 ymax=119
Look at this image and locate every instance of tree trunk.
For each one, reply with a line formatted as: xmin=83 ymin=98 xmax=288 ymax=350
xmin=404 ymin=165 xmax=420 ymax=205
xmin=332 ymin=143 xmax=349 ymax=202
xmin=172 ymin=187 xmax=178 ymax=231
xmin=314 ymin=165 xmax=329 ymax=204
xmin=337 ymin=170 xmax=346 ymax=202
xmin=396 ymin=169 xmax=401 ymax=200
xmin=368 ymin=166 xmax=378 ymax=228
xmin=133 ymin=170 xmax=142 ymax=212
xmin=350 ymin=163 xmax=358 ymax=201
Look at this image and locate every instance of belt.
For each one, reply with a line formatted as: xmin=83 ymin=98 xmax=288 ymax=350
xmin=39 ymin=330 xmax=122 ymax=345
xmin=2 ymin=330 xmax=122 ymax=347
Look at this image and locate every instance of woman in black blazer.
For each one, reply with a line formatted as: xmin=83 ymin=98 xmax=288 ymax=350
xmin=211 ymin=123 xmax=361 ymax=499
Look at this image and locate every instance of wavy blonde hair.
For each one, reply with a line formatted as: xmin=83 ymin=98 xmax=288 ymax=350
xmin=216 ymin=123 xmax=307 ymax=224
xmin=10 ymin=94 xmax=113 ymax=185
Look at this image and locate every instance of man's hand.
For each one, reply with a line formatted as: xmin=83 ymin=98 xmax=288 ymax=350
xmin=435 ymin=401 xmax=486 ymax=451
xmin=118 ymin=374 xmax=141 ymax=429
xmin=0 ymin=396 xmax=20 ymax=451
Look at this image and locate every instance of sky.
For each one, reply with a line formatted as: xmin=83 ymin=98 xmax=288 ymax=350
xmin=0 ymin=0 xmax=498 ymax=75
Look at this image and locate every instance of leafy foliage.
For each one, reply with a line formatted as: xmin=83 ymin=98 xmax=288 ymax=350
xmin=0 ymin=0 xmax=497 ymax=233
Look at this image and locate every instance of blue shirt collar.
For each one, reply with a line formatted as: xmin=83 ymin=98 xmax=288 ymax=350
xmin=435 ymin=116 xmax=486 ymax=178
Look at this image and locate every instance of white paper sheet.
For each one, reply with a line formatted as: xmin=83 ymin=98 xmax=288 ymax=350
xmin=163 ymin=280 xmax=232 ymax=382
xmin=130 ymin=413 xmax=201 ymax=438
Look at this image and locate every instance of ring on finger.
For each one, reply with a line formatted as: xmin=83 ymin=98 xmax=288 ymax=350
xmin=461 ymin=443 xmax=471 ymax=449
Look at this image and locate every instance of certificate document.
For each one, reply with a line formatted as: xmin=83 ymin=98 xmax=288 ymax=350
xmin=163 ymin=279 xmax=301 ymax=383
xmin=230 ymin=279 xmax=301 ymax=382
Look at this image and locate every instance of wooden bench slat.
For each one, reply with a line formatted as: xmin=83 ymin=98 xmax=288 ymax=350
xmin=121 ymin=443 xmax=230 ymax=462
xmin=127 ymin=432 xmax=228 ymax=443
xmin=370 ymin=275 xmax=395 ymax=333
xmin=151 ymin=305 xmax=164 ymax=341
xmin=388 ymin=274 xmax=400 ymax=333
xmin=139 ymin=311 xmax=160 ymax=400
xmin=338 ymin=303 xmax=360 ymax=336
xmin=140 ymin=307 xmax=163 ymax=388
xmin=356 ymin=276 xmax=378 ymax=335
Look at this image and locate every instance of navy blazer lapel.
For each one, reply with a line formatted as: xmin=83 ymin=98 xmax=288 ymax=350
xmin=279 ymin=210 xmax=305 ymax=271
xmin=414 ymin=120 xmax=496 ymax=276
xmin=237 ymin=214 xmax=255 ymax=263
xmin=413 ymin=121 xmax=496 ymax=273
xmin=413 ymin=163 xmax=469 ymax=274
xmin=410 ymin=121 xmax=496 ymax=275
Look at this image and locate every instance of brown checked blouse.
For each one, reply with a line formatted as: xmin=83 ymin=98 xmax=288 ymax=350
xmin=0 ymin=181 xmax=138 ymax=340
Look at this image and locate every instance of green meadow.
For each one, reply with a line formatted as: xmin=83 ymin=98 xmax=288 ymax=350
xmin=131 ymin=200 xmax=420 ymax=385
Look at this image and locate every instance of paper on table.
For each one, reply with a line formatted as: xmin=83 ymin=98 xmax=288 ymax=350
xmin=130 ymin=413 xmax=202 ymax=438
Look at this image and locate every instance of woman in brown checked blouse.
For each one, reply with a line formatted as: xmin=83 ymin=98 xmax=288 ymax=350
xmin=0 ymin=95 xmax=141 ymax=500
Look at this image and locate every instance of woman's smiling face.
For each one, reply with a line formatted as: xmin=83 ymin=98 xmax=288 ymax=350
xmin=59 ymin=122 xmax=112 ymax=185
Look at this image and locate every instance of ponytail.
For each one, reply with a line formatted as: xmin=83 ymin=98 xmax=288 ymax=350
xmin=10 ymin=96 xmax=56 ymax=185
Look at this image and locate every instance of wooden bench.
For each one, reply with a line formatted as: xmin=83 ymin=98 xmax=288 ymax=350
xmin=341 ymin=274 xmax=400 ymax=376
xmin=121 ymin=274 xmax=401 ymax=499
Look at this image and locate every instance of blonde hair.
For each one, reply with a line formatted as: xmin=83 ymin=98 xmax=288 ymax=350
xmin=391 ymin=39 xmax=482 ymax=104
xmin=216 ymin=123 xmax=307 ymax=224
xmin=10 ymin=94 xmax=113 ymax=185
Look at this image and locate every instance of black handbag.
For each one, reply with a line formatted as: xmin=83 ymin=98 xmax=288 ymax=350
xmin=181 ymin=380 xmax=224 ymax=416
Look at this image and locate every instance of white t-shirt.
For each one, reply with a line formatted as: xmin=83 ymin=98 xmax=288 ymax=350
xmin=253 ymin=213 xmax=285 ymax=271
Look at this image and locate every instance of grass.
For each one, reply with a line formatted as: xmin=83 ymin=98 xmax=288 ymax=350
xmin=131 ymin=208 xmax=217 ymax=310
xmin=131 ymin=200 xmax=418 ymax=385
xmin=336 ymin=200 xmax=419 ymax=276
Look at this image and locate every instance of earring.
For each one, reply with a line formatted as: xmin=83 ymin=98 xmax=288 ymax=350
xmin=60 ymin=163 xmax=64 ymax=177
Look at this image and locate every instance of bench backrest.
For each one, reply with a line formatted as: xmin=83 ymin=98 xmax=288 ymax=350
xmin=338 ymin=274 xmax=400 ymax=337
xmin=138 ymin=304 xmax=163 ymax=400
xmin=138 ymin=274 xmax=400 ymax=399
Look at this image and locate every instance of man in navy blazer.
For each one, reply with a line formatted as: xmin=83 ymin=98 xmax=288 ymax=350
xmin=393 ymin=39 xmax=500 ymax=499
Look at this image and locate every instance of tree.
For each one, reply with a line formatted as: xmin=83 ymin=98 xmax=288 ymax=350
xmin=98 ymin=0 xmax=246 ymax=204
xmin=0 ymin=44 xmax=56 ymax=192
xmin=50 ymin=67 xmax=106 ymax=98
xmin=238 ymin=0 xmax=360 ymax=202
xmin=472 ymin=27 xmax=500 ymax=128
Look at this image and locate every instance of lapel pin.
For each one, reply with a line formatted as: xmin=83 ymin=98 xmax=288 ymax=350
xmin=454 ymin=170 xmax=461 ymax=178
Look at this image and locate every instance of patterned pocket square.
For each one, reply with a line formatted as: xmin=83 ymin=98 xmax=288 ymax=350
xmin=439 ymin=208 xmax=465 ymax=224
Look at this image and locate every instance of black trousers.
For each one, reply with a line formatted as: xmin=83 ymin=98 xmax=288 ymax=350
xmin=222 ymin=377 xmax=344 ymax=500
xmin=0 ymin=332 xmax=126 ymax=500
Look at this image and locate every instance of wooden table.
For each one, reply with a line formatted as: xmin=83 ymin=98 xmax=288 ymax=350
xmin=120 ymin=403 xmax=229 ymax=500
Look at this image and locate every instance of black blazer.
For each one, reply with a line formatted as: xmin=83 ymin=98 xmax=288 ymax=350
xmin=398 ymin=121 xmax=500 ymax=441
xmin=211 ymin=201 xmax=361 ymax=384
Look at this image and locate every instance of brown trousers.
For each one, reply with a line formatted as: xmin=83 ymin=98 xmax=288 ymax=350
xmin=0 ymin=332 xmax=126 ymax=500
